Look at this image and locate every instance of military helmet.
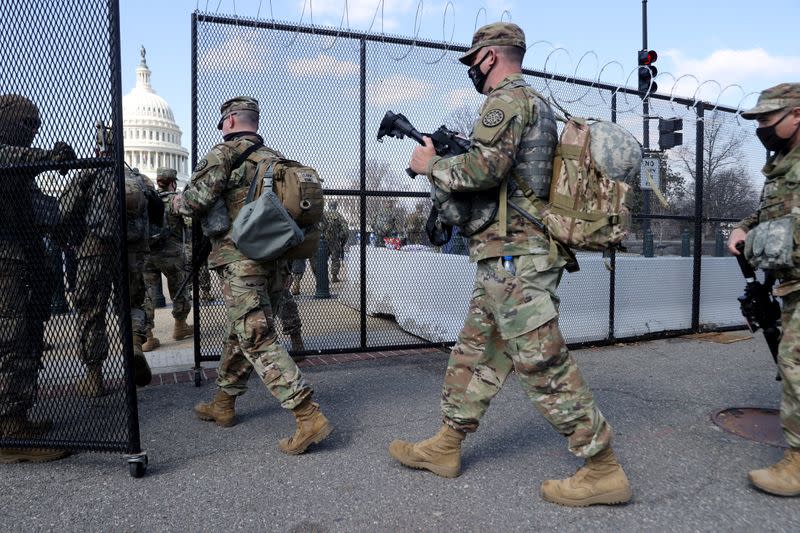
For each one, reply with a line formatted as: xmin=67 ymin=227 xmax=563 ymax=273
xmin=0 ymin=93 xmax=41 ymax=146
xmin=589 ymin=121 xmax=643 ymax=183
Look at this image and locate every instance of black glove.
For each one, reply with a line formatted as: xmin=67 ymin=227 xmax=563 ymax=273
xmin=50 ymin=141 xmax=76 ymax=163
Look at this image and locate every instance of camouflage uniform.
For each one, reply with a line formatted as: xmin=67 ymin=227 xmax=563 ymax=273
xmin=144 ymin=168 xmax=192 ymax=327
xmin=59 ymin=166 xmax=118 ymax=370
xmin=172 ymin=99 xmax=312 ymax=410
xmin=737 ymin=84 xmax=800 ymax=452
xmin=405 ymin=205 xmax=426 ymax=245
xmin=214 ymin=260 xmax=304 ymax=395
xmin=311 ymin=203 xmax=349 ymax=282
xmin=0 ymin=94 xmax=75 ymax=439
xmin=422 ymin=61 xmax=611 ymax=457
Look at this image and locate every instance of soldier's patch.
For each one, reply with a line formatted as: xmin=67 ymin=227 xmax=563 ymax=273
xmin=194 ymin=159 xmax=208 ymax=172
xmin=482 ymin=109 xmax=505 ymax=128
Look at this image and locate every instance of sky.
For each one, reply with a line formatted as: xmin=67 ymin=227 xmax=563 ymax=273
xmin=119 ymin=0 xmax=800 ymax=149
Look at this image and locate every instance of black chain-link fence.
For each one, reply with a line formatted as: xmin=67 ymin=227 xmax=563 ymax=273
xmin=191 ymin=12 xmax=765 ymax=370
xmin=0 ymin=0 xmax=145 ymax=473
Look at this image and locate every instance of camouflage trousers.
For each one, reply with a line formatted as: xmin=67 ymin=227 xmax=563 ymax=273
xmin=144 ymin=246 xmax=191 ymax=322
xmin=441 ymin=255 xmax=612 ymax=458
xmin=73 ymin=254 xmax=115 ymax=367
xmin=777 ymin=290 xmax=800 ymax=448
xmin=0 ymin=259 xmax=40 ymax=419
xmin=311 ymin=240 xmax=344 ymax=281
xmin=214 ymin=259 xmax=310 ymax=409
xmin=123 ymin=251 xmax=148 ymax=350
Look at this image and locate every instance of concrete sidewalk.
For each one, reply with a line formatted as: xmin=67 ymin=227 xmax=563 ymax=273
xmin=2 ymin=335 xmax=798 ymax=532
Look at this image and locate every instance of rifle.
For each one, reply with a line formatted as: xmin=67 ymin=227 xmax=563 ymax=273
xmin=175 ymin=233 xmax=212 ymax=300
xmin=735 ymin=242 xmax=782 ymax=381
xmin=377 ymin=111 xmax=470 ymax=177
xmin=377 ymin=111 xmax=470 ymax=246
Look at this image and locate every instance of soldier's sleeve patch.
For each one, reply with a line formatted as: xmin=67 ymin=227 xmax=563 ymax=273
xmin=473 ymin=98 xmax=519 ymax=146
xmin=194 ymin=158 xmax=208 ymax=173
xmin=482 ymin=108 xmax=505 ymax=128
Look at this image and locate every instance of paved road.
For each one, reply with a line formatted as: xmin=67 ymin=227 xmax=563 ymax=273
xmin=2 ymin=336 xmax=798 ymax=532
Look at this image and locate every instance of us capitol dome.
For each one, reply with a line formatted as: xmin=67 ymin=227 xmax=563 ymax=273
xmin=122 ymin=46 xmax=189 ymax=187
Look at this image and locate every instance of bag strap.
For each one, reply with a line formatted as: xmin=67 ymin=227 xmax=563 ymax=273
xmin=245 ymin=159 xmax=277 ymax=203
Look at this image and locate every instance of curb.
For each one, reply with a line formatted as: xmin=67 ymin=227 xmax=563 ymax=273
xmin=147 ymin=347 xmax=446 ymax=386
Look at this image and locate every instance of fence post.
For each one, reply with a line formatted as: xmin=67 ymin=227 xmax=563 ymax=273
xmin=681 ymin=228 xmax=691 ymax=257
xmin=714 ymin=226 xmax=725 ymax=257
xmin=314 ymin=238 xmax=331 ymax=299
xmin=643 ymin=229 xmax=654 ymax=257
xmin=691 ymin=104 xmax=705 ymax=331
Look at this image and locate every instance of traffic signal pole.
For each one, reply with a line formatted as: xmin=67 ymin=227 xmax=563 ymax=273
xmin=641 ymin=0 xmax=652 ymax=256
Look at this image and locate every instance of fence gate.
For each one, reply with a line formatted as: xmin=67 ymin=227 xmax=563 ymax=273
xmin=0 ymin=0 xmax=145 ymax=475
xmin=190 ymin=11 xmax=765 ymax=375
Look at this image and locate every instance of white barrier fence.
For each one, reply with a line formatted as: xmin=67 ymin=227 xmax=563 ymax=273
xmin=341 ymin=247 xmax=747 ymax=344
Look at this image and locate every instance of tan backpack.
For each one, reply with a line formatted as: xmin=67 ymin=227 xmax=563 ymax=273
xmin=511 ymin=116 xmax=638 ymax=251
xmin=240 ymin=152 xmax=324 ymax=260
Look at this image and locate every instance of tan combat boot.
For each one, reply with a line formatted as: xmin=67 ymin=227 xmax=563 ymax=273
xmin=173 ymin=319 xmax=193 ymax=340
xmin=290 ymin=332 xmax=305 ymax=353
xmin=388 ymin=424 xmax=465 ymax=478
xmin=0 ymin=415 xmax=69 ymax=464
xmin=0 ymin=415 xmax=52 ymax=439
xmin=540 ymin=446 xmax=632 ymax=506
xmin=748 ymin=448 xmax=800 ymax=496
xmin=0 ymin=448 xmax=71 ymax=464
xmin=142 ymin=331 xmax=160 ymax=352
xmin=194 ymin=390 xmax=237 ymax=427
xmin=77 ymin=365 xmax=106 ymax=397
xmin=278 ymin=398 xmax=332 ymax=455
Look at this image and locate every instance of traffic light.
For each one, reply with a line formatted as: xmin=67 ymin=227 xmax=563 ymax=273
xmin=658 ymin=117 xmax=683 ymax=150
xmin=637 ymin=49 xmax=658 ymax=96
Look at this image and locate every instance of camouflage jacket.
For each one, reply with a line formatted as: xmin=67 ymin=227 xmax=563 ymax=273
xmin=151 ymin=186 xmax=187 ymax=253
xmin=321 ymin=209 xmax=349 ymax=246
xmin=425 ymin=74 xmax=555 ymax=262
xmin=59 ymin=167 xmax=118 ymax=258
xmin=738 ymin=145 xmax=800 ymax=231
xmin=737 ymin=145 xmax=800 ymax=283
xmin=0 ymin=144 xmax=53 ymax=261
xmin=173 ymin=132 xmax=283 ymax=269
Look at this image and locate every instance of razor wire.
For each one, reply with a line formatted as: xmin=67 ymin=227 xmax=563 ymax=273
xmin=194 ymin=0 xmax=763 ymax=120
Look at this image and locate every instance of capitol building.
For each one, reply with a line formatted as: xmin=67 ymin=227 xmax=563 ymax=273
xmin=122 ymin=47 xmax=189 ymax=187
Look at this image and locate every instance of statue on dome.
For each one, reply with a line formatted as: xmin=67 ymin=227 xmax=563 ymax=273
xmin=140 ymin=45 xmax=146 ymax=66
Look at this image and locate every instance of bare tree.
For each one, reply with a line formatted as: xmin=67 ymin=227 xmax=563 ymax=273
xmin=444 ymin=105 xmax=478 ymax=137
xmin=336 ymin=159 xmax=411 ymax=234
xmin=673 ymin=111 xmax=759 ymax=221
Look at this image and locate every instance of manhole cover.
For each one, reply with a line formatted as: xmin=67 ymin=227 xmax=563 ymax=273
xmin=712 ymin=407 xmax=787 ymax=448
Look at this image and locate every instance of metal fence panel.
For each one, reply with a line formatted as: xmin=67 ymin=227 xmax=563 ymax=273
xmin=0 ymin=0 xmax=142 ymax=461
xmin=192 ymin=12 xmax=765 ymax=364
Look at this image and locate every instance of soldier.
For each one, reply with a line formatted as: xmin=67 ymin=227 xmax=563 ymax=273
xmin=289 ymin=258 xmax=306 ymax=295
xmin=59 ymin=122 xmax=154 ymax=396
xmin=311 ymin=200 xmax=349 ymax=282
xmin=405 ymin=203 xmax=426 ymax=245
xmin=142 ymin=167 xmax=193 ymax=352
xmin=728 ymin=83 xmax=800 ymax=497
xmin=170 ymin=96 xmax=331 ymax=453
xmin=388 ymin=23 xmax=632 ymax=507
xmin=0 ymin=93 xmax=75 ymax=463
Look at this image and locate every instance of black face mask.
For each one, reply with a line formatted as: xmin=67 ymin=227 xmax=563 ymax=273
xmin=468 ymin=51 xmax=494 ymax=94
xmin=756 ymin=110 xmax=800 ymax=154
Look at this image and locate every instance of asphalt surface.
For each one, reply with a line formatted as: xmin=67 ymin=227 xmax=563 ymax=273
xmin=2 ymin=335 xmax=799 ymax=532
